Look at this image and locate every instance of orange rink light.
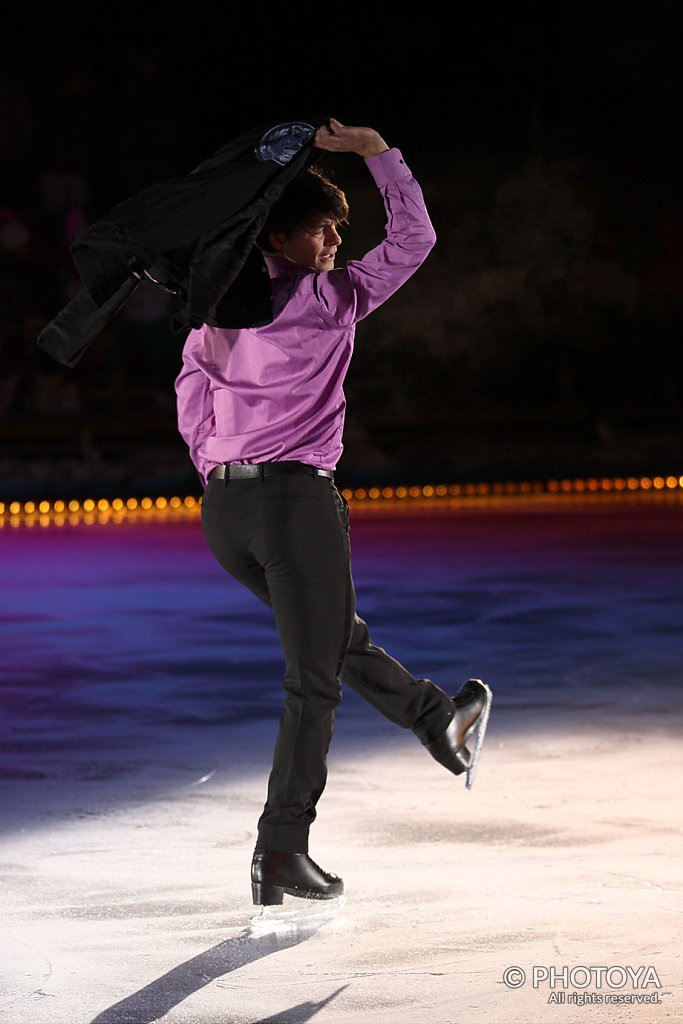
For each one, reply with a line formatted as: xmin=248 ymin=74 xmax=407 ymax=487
xmin=1 ymin=476 xmax=681 ymax=527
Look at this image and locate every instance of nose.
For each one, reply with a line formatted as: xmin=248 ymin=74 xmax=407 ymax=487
xmin=325 ymin=224 xmax=341 ymax=246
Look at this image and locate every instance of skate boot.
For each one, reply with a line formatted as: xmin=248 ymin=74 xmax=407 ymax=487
xmin=251 ymin=850 xmax=344 ymax=905
xmin=425 ymin=679 xmax=492 ymax=790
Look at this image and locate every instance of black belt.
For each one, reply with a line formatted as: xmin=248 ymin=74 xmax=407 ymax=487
xmin=209 ymin=461 xmax=334 ymax=481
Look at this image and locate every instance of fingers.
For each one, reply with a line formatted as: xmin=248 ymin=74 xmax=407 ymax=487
xmin=313 ymin=126 xmax=335 ymax=150
xmin=314 ymin=120 xmax=359 ymax=152
xmin=314 ymin=123 xmax=347 ymax=152
xmin=314 ymin=120 xmax=337 ymax=140
xmin=314 ymin=118 xmax=343 ymax=143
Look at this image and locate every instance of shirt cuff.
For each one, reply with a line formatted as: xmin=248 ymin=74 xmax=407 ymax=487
xmin=365 ymin=148 xmax=412 ymax=188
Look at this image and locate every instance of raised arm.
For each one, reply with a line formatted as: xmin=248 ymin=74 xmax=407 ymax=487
xmin=312 ymin=120 xmax=437 ymax=326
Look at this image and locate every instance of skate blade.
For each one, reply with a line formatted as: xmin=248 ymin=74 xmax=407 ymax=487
xmin=465 ymin=681 xmax=492 ymax=791
xmin=250 ymin=894 xmax=346 ymax=935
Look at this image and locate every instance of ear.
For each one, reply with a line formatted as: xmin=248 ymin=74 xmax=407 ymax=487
xmin=267 ymin=231 xmax=287 ymax=254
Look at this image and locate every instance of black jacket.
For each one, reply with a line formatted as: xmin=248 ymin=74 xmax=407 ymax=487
xmin=38 ymin=117 xmax=328 ymax=367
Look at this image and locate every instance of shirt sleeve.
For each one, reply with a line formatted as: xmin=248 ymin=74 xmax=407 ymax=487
xmin=175 ymin=328 xmax=215 ymax=486
xmin=312 ymin=148 xmax=437 ymax=327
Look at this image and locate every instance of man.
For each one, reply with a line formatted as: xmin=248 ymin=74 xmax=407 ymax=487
xmin=175 ymin=119 xmax=491 ymax=908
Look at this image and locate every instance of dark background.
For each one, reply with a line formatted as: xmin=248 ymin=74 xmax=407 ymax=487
xmin=1 ymin=7 xmax=682 ymax=499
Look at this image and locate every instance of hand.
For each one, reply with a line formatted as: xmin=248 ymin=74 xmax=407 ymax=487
xmin=314 ymin=118 xmax=389 ymax=158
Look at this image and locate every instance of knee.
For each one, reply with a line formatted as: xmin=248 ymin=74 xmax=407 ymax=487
xmin=345 ymin=614 xmax=372 ymax=654
xmin=283 ymin=670 xmax=342 ymax=707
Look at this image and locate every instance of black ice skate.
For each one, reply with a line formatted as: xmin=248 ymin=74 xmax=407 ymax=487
xmin=425 ymin=679 xmax=493 ymax=790
xmin=250 ymin=851 xmax=346 ymax=933
xmin=251 ymin=850 xmax=344 ymax=905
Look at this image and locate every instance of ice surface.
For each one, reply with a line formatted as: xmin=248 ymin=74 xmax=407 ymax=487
xmin=1 ymin=496 xmax=682 ymax=1022
xmin=250 ymin=895 xmax=348 ymax=936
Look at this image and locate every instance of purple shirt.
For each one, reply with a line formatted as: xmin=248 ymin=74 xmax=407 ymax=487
xmin=175 ymin=148 xmax=436 ymax=486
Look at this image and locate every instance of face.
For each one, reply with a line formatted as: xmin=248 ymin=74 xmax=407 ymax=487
xmin=270 ymin=216 xmax=342 ymax=272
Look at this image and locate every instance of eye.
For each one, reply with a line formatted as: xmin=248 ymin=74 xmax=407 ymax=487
xmin=306 ymin=222 xmax=331 ymax=237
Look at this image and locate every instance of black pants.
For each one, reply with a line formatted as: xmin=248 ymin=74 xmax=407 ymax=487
xmin=201 ymin=470 xmax=453 ymax=853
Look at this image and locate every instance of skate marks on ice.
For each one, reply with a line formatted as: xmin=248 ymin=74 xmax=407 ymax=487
xmin=0 ymin=944 xmax=54 ymax=1015
xmin=88 ymin=924 xmax=347 ymax=1024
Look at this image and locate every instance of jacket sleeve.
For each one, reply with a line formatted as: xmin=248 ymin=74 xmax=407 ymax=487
xmin=313 ymin=148 xmax=437 ymax=327
xmin=175 ymin=329 xmax=215 ymax=486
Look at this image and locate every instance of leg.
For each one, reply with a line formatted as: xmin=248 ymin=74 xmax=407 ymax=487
xmin=342 ymin=613 xmax=454 ymax=744
xmin=328 ymin=487 xmax=454 ymax=743
xmin=201 ymin=473 xmax=354 ymax=853
xmin=332 ymin=488 xmax=492 ymax=780
xmin=256 ymin=479 xmax=353 ymax=853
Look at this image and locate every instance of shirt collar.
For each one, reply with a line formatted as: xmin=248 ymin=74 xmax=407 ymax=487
xmin=264 ymin=255 xmax=299 ymax=282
